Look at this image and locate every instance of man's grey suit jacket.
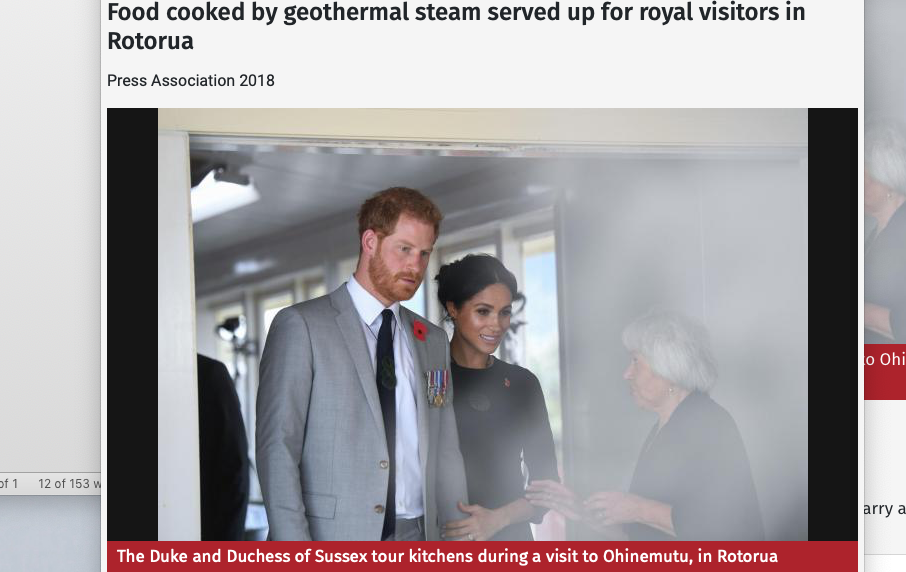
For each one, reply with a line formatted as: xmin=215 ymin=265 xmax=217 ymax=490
xmin=256 ymin=284 xmax=469 ymax=540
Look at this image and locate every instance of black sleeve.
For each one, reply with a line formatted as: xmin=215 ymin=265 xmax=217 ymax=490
xmin=520 ymin=369 xmax=560 ymax=524
xmin=669 ymin=414 xmax=764 ymax=541
xmin=884 ymin=217 xmax=906 ymax=342
xmin=198 ymin=355 xmax=250 ymax=540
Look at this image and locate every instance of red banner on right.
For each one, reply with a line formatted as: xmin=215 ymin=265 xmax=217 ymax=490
xmin=865 ymin=344 xmax=906 ymax=400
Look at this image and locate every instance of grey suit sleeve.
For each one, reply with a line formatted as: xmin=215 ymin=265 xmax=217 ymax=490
xmin=435 ymin=339 xmax=470 ymax=535
xmin=256 ymin=307 xmax=313 ymax=540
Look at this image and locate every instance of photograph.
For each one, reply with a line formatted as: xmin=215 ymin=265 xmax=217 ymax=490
xmin=157 ymin=109 xmax=808 ymax=542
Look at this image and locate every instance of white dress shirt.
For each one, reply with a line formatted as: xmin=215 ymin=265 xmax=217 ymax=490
xmin=346 ymin=275 xmax=424 ymax=518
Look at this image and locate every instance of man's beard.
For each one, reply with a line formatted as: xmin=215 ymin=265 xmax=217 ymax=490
xmin=369 ymin=247 xmax=421 ymax=302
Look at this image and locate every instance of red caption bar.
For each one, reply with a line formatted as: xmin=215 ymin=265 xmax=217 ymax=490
xmin=865 ymin=344 xmax=906 ymax=399
xmin=108 ymin=541 xmax=855 ymax=571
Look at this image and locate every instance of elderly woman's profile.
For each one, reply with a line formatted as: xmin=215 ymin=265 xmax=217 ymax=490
xmin=527 ymin=309 xmax=764 ymax=540
xmin=865 ymin=122 xmax=906 ymax=343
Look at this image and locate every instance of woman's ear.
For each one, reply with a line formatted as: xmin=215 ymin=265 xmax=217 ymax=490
xmin=445 ymin=301 xmax=458 ymax=320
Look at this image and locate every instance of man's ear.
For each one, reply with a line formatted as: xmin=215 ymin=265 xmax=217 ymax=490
xmin=362 ymin=229 xmax=379 ymax=256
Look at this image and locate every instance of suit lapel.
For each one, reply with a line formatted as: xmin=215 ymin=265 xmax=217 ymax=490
xmin=331 ymin=286 xmax=385 ymax=434
xmin=400 ymin=308 xmax=429 ymax=478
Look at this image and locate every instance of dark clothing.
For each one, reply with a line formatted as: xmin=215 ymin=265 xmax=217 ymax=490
xmin=626 ymin=391 xmax=764 ymax=541
xmin=451 ymin=358 xmax=559 ymax=540
xmin=866 ymin=206 xmax=906 ymax=343
xmin=198 ymin=354 xmax=250 ymax=541
xmin=376 ymin=309 xmax=397 ymax=540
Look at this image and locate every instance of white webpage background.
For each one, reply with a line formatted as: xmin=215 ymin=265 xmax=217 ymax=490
xmin=102 ymin=0 xmax=859 ymax=108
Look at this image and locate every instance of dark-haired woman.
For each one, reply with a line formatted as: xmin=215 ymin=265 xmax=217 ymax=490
xmin=437 ymin=254 xmax=559 ymax=541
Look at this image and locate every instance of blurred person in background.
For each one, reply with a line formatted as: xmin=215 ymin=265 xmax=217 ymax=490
xmin=197 ymin=354 xmax=249 ymax=540
xmin=527 ymin=310 xmax=763 ymax=541
xmin=865 ymin=122 xmax=906 ymax=343
xmin=437 ymin=255 xmax=559 ymax=541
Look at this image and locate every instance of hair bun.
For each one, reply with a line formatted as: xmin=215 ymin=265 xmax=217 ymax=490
xmin=434 ymin=254 xmax=518 ymax=320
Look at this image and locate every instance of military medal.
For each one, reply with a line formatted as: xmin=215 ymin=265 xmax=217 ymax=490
xmin=426 ymin=369 xmax=449 ymax=407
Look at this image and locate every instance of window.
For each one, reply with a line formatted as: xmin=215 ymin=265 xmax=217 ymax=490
xmin=521 ymin=233 xmax=561 ymax=458
xmin=259 ymin=290 xmax=294 ymax=349
xmin=305 ymin=279 xmax=327 ymax=300
xmin=336 ymin=256 xmax=358 ymax=289
xmin=521 ymin=232 xmax=564 ymax=541
xmin=400 ymin=280 xmax=426 ymax=316
xmin=441 ymin=244 xmax=497 ymax=265
xmin=213 ymin=302 xmax=246 ymax=382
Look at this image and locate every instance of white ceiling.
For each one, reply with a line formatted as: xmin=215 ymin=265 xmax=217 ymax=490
xmin=190 ymin=143 xmax=508 ymax=257
xmin=187 ymin=138 xmax=804 ymax=296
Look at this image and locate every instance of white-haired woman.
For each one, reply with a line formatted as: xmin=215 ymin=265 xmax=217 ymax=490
xmin=526 ymin=310 xmax=764 ymax=540
xmin=865 ymin=122 xmax=906 ymax=343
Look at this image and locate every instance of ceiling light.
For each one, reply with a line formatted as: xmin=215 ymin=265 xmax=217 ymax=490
xmin=234 ymin=258 xmax=276 ymax=276
xmin=191 ymin=168 xmax=260 ymax=223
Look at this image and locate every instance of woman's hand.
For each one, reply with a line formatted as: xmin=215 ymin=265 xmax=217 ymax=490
xmin=583 ymin=491 xmax=646 ymax=526
xmin=441 ymin=502 xmax=508 ymax=541
xmin=584 ymin=491 xmax=675 ymax=537
xmin=865 ymin=302 xmax=894 ymax=340
xmin=525 ymin=480 xmax=583 ymax=520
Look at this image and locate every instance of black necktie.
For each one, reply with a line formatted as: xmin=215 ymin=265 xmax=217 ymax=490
xmin=376 ymin=309 xmax=396 ymax=539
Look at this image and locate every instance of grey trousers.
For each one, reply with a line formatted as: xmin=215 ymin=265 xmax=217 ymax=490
xmin=385 ymin=517 xmax=425 ymax=541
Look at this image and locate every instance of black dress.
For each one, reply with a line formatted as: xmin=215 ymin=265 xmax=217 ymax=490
xmin=451 ymin=358 xmax=559 ymax=540
xmin=866 ymin=205 xmax=906 ymax=343
xmin=625 ymin=391 xmax=764 ymax=541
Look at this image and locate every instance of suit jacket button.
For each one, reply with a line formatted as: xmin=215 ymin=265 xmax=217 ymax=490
xmin=379 ymin=460 xmax=389 ymax=469
xmin=374 ymin=505 xmax=385 ymax=514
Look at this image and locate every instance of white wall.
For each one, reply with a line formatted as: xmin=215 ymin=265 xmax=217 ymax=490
xmin=158 ymin=109 xmax=807 ymax=147
xmin=157 ymin=131 xmax=200 ymax=540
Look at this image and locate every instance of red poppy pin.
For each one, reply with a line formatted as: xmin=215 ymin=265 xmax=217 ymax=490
xmin=413 ymin=319 xmax=427 ymax=341
xmin=504 ymin=378 xmax=511 ymax=388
